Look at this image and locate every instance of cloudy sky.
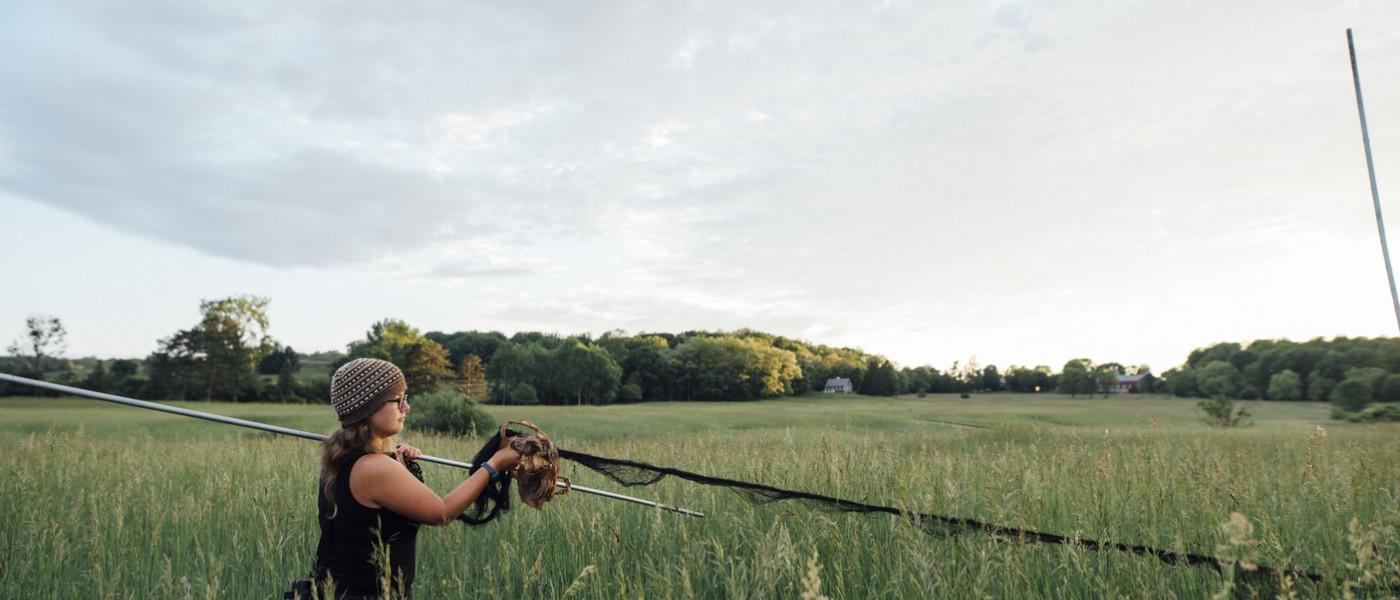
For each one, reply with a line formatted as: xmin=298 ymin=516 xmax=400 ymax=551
xmin=3 ymin=0 xmax=1400 ymax=373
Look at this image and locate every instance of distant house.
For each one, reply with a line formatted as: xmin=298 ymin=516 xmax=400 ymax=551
xmin=823 ymin=377 xmax=854 ymax=394
xmin=1114 ymin=373 xmax=1154 ymax=393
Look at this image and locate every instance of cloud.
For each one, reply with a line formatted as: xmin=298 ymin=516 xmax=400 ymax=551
xmin=5 ymin=0 xmax=1400 ymax=369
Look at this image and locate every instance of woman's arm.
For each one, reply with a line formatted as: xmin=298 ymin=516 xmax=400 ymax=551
xmin=351 ymin=448 xmax=520 ymax=526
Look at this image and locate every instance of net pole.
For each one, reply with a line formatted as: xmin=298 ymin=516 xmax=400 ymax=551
xmin=0 ymin=372 xmax=703 ymax=517
xmin=1348 ymin=28 xmax=1400 ymax=332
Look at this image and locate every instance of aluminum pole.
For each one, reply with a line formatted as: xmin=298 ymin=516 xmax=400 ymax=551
xmin=0 ymin=372 xmax=704 ymax=518
xmin=1348 ymin=28 xmax=1400 ymax=332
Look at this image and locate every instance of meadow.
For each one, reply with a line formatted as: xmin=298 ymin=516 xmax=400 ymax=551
xmin=1 ymin=393 xmax=1397 ymax=598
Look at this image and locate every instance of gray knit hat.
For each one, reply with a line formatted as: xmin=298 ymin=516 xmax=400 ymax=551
xmin=331 ymin=358 xmax=406 ymax=425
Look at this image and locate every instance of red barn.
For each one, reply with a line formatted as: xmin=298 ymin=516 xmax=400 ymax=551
xmin=1114 ymin=373 xmax=1153 ymax=393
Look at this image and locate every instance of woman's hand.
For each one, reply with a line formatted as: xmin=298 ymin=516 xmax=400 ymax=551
xmin=488 ymin=446 xmax=521 ymax=470
xmin=395 ymin=443 xmax=423 ymax=464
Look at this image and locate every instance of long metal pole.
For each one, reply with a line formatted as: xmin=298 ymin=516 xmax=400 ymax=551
xmin=1348 ymin=28 xmax=1400 ymax=332
xmin=0 ymin=373 xmax=704 ymax=518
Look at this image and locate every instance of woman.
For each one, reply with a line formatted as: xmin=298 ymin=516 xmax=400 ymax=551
xmin=315 ymin=358 xmax=520 ymax=599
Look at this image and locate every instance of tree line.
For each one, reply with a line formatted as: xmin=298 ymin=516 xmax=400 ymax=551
xmin=3 ymin=297 xmax=1077 ymax=404
xmin=1159 ymin=337 xmax=1400 ymax=418
xmin=3 ymin=297 xmax=1399 ymax=419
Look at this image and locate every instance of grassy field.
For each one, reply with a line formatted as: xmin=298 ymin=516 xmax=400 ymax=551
xmin=1 ymin=393 xmax=1397 ymax=598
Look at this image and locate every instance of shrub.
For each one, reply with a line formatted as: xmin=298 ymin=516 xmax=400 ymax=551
xmin=1266 ymin=369 xmax=1302 ymax=401
xmin=1198 ymin=395 xmax=1251 ymax=428
xmin=1307 ymin=376 xmax=1336 ymax=402
xmin=1331 ymin=377 xmax=1373 ymax=413
xmin=1196 ymin=361 xmax=1241 ymax=399
xmin=1381 ymin=375 xmax=1400 ymax=403
xmin=494 ymin=383 xmax=539 ymax=405
xmin=409 ymin=389 xmax=494 ymax=437
xmin=303 ymin=378 xmax=332 ymax=404
xmin=617 ymin=382 xmax=643 ymax=403
xmin=1343 ymin=403 xmax=1400 ymax=423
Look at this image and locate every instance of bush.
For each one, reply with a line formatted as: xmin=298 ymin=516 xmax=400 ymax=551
xmin=1331 ymin=377 xmax=1373 ymax=413
xmin=409 ymin=389 xmax=495 ymax=437
xmin=1198 ymin=395 xmax=1251 ymax=428
xmin=1266 ymin=369 xmax=1302 ymax=401
xmin=303 ymin=378 xmax=332 ymax=404
xmin=1381 ymin=375 xmax=1400 ymax=403
xmin=1342 ymin=403 xmax=1400 ymax=423
xmin=1307 ymin=376 xmax=1336 ymax=402
xmin=617 ymin=382 xmax=642 ymax=403
xmin=491 ymin=383 xmax=539 ymax=405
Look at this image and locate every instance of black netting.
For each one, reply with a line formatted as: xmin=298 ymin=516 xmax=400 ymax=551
xmin=456 ymin=429 xmax=515 ymax=525
xmin=557 ymin=448 xmax=1322 ymax=587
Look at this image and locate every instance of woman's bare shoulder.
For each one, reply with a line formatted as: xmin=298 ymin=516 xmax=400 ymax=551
xmin=348 ymin=453 xmax=408 ymax=508
xmin=350 ymin=452 xmax=399 ymax=475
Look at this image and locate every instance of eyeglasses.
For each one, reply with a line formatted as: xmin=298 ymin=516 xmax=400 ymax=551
xmin=389 ymin=394 xmax=410 ymax=412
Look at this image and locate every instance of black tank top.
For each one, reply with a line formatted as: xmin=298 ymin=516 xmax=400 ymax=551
xmin=314 ymin=450 xmax=421 ymax=599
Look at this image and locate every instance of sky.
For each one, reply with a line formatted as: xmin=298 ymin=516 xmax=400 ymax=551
xmin=3 ymin=0 xmax=1400 ymax=374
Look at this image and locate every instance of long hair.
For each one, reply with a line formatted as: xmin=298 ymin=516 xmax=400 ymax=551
xmin=320 ymin=420 xmax=378 ymax=519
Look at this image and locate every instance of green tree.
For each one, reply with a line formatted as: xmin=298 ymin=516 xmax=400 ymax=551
xmin=144 ymin=296 xmax=274 ymax=402
xmin=110 ymin=359 xmax=139 ymax=380
xmin=486 ymin=342 xmax=537 ymax=404
xmin=146 ymin=328 xmax=204 ymax=400
xmin=107 ymin=359 xmax=144 ymax=397
xmin=1380 ymin=374 xmax=1400 ymax=403
xmin=620 ymin=336 xmax=674 ymax=401
xmin=1166 ymin=368 xmax=1199 ymax=397
xmin=980 ymin=365 xmax=1002 ymax=392
xmin=7 ymin=314 xmax=67 ymax=378
xmin=618 ymin=372 xmax=644 ymax=402
xmin=276 ymin=360 xmax=301 ymax=403
xmin=861 ymin=358 xmax=900 ymax=396
xmin=1196 ymin=361 xmax=1242 ymax=399
xmin=1307 ymin=374 xmax=1336 ymax=402
xmin=672 ymin=336 xmax=800 ymax=401
xmin=1093 ymin=364 xmax=1121 ymax=397
xmin=347 ymin=319 xmax=422 ymax=364
xmin=81 ymin=360 xmax=109 ymax=393
xmin=344 ymin=319 xmax=452 ymax=394
xmin=1058 ymin=359 xmax=1092 ymax=397
xmin=426 ymin=330 xmax=507 ymax=368
xmin=1344 ymin=367 xmax=1387 ymax=400
xmin=1332 ymin=376 xmax=1374 ymax=413
xmin=196 ymin=295 xmax=273 ymax=401
xmin=1198 ymin=395 xmax=1251 ymax=427
xmin=257 ymin=346 xmax=301 ymax=375
xmin=555 ymin=340 xmax=622 ymax=405
xmin=1266 ymin=369 xmax=1302 ymax=401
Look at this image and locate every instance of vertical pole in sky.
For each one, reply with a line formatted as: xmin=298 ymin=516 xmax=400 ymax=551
xmin=1347 ymin=28 xmax=1400 ymax=333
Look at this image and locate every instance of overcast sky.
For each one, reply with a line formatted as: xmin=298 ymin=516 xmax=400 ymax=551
xmin=4 ymin=0 xmax=1400 ymax=373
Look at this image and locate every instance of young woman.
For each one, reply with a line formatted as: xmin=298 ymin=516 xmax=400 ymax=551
xmin=315 ymin=358 xmax=519 ymax=599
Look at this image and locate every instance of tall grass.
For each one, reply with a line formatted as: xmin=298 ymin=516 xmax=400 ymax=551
xmin=1 ymin=396 xmax=1397 ymax=598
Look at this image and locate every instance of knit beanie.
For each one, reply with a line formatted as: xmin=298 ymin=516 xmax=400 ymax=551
xmin=331 ymin=358 xmax=406 ymax=425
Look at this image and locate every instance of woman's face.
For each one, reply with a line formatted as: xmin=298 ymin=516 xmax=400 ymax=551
xmin=368 ymin=390 xmax=409 ymax=438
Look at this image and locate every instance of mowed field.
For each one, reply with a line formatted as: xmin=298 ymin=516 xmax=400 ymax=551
xmin=1 ymin=393 xmax=1397 ymax=598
